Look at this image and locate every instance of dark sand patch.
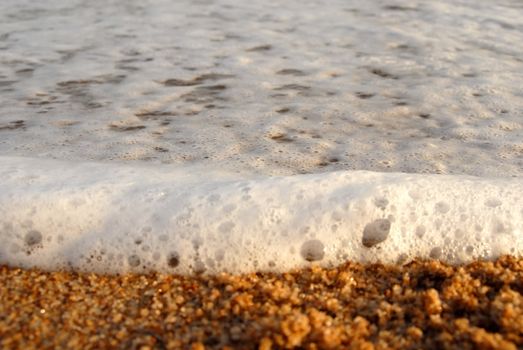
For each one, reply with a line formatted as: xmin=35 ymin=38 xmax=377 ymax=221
xmin=356 ymin=92 xmax=375 ymax=99
xmin=246 ymin=44 xmax=272 ymax=52
xmin=159 ymin=74 xmax=234 ymax=87
xmin=273 ymin=84 xmax=311 ymax=92
xmin=269 ymin=133 xmax=294 ymax=143
xmin=135 ymin=111 xmax=178 ymax=120
xmin=276 ymin=69 xmax=308 ymax=77
xmin=109 ymin=123 xmax=146 ymax=132
xmin=0 ymin=120 xmax=25 ymax=131
xmin=276 ymin=107 xmax=291 ymax=114
xmin=368 ymin=68 xmax=399 ymax=80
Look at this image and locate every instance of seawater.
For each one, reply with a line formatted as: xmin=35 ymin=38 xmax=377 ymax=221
xmin=0 ymin=0 xmax=522 ymax=274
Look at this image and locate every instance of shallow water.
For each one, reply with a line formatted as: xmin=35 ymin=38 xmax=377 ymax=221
xmin=0 ymin=0 xmax=522 ymax=273
xmin=1 ymin=0 xmax=522 ymax=176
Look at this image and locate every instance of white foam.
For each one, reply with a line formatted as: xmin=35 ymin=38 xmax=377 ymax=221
xmin=1 ymin=156 xmax=521 ymax=274
xmin=1 ymin=0 xmax=523 ymax=274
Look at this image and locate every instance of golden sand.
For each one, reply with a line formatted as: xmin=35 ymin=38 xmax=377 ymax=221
xmin=1 ymin=257 xmax=522 ymax=349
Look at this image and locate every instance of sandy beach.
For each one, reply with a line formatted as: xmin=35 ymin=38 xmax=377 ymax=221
xmin=1 ymin=256 xmax=521 ymax=349
xmin=1 ymin=3 xmax=523 ymax=349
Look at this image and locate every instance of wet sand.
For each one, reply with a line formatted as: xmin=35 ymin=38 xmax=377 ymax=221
xmin=1 ymin=256 xmax=522 ymax=349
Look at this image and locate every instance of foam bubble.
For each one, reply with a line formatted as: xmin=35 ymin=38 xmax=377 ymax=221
xmin=300 ymin=240 xmax=325 ymax=262
xmin=24 ymin=230 xmax=43 ymax=247
xmin=362 ymin=219 xmax=391 ymax=248
xmin=167 ymin=253 xmax=180 ymax=268
xmin=430 ymin=247 xmax=443 ymax=259
xmin=485 ymin=199 xmax=502 ymax=208
xmin=127 ymin=255 xmax=141 ymax=267
xmin=435 ymin=202 xmax=450 ymax=214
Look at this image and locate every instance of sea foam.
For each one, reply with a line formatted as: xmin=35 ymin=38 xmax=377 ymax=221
xmin=1 ymin=156 xmax=521 ymax=274
xmin=1 ymin=0 xmax=523 ymax=274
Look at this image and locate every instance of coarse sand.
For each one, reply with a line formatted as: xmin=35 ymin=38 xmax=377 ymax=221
xmin=1 ymin=256 xmax=522 ymax=349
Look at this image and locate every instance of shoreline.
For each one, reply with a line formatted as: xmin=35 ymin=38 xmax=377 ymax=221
xmin=1 ymin=257 xmax=522 ymax=349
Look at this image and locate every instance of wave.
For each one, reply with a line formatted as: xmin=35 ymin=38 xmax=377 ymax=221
xmin=0 ymin=156 xmax=521 ymax=274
